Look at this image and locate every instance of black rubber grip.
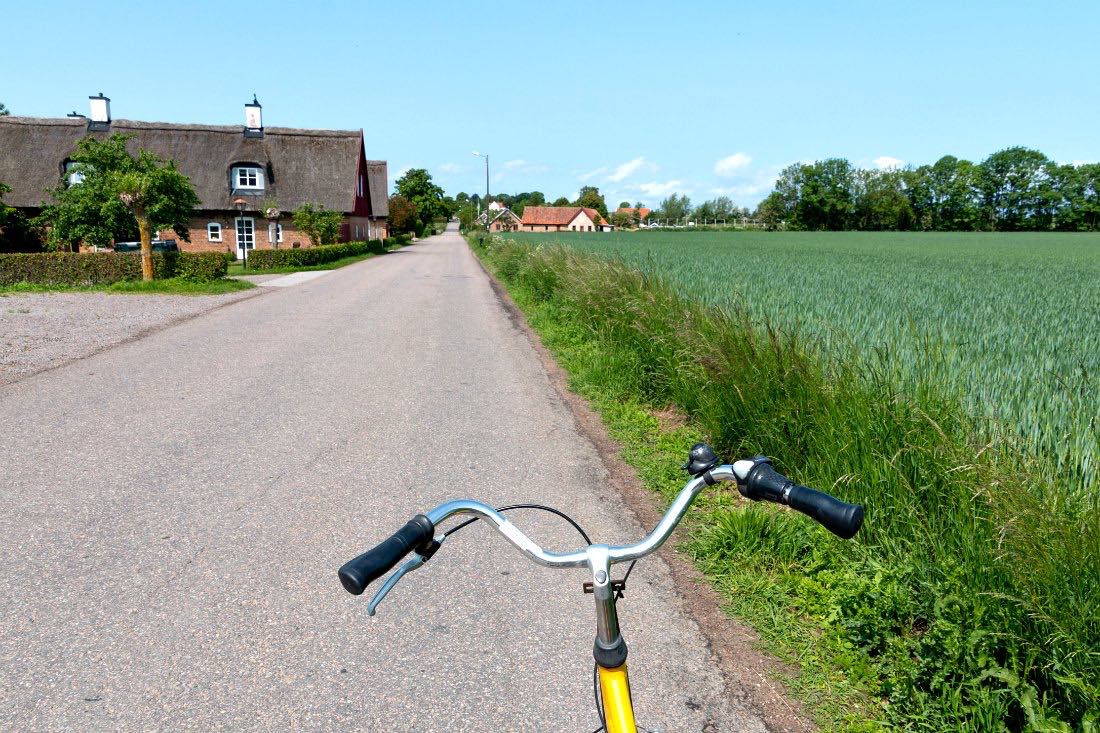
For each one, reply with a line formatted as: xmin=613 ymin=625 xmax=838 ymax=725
xmin=741 ymin=462 xmax=863 ymax=539
xmin=786 ymin=485 xmax=864 ymax=539
xmin=338 ymin=514 xmax=435 ymax=595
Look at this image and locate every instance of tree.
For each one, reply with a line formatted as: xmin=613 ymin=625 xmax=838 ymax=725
xmin=395 ymin=168 xmax=445 ymax=231
xmin=0 ymin=102 xmax=9 ymax=116
xmin=552 ymin=196 xmax=570 ymax=206
xmin=1050 ymin=163 xmax=1100 ymax=231
xmin=656 ymin=193 xmax=691 ymax=223
xmin=292 ymin=203 xmax=343 ymax=247
xmin=36 ymin=134 xmax=198 ymax=279
xmin=617 ymin=200 xmax=631 ymax=210
xmin=610 ymin=210 xmax=633 ymax=229
xmin=853 ymin=169 xmax=914 ymax=231
xmin=754 ymin=191 xmax=788 ymax=229
xmin=388 ymin=194 xmax=418 ymax=234
xmin=574 ymin=186 xmax=608 ymax=218
xmin=978 ymin=147 xmax=1056 ymax=231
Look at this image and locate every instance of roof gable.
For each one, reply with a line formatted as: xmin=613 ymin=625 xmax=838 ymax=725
xmin=0 ymin=116 xmax=369 ymax=213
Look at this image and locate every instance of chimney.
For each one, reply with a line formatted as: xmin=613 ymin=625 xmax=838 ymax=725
xmin=244 ymin=95 xmax=263 ymax=138
xmin=88 ymin=93 xmax=110 ymax=131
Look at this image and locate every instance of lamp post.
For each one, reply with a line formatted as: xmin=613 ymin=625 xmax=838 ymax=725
xmin=472 ymin=150 xmax=489 ymax=202
xmin=233 ymin=197 xmax=248 ymax=269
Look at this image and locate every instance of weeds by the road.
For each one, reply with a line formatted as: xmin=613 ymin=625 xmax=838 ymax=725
xmin=0 ymin=277 xmax=255 ymax=295
xmin=470 ymin=235 xmax=1099 ymax=732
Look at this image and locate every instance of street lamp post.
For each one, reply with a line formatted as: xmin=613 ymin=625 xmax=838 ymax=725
xmin=472 ymin=151 xmax=489 ymax=202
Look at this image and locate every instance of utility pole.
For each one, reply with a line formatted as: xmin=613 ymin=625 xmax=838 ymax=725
xmin=473 ymin=151 xmax=489 ymax=202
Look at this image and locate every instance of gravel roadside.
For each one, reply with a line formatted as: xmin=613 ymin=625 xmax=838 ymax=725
xmin=0 ymin=289 xmax=262 ymax=385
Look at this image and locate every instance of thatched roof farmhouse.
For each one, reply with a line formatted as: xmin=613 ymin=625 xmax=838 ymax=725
xmin=0 ymin=95 xmax=389 ymax=254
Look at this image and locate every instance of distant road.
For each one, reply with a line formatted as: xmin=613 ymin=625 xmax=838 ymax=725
xmin=0 ymin=225 xmax=766 ymax=731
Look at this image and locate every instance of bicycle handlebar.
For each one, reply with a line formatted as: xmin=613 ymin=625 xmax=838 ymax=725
xmin=339 ymin=450 xmax=863 ymax=597
xmin=338 ymin=514 xmax=435 ymax=595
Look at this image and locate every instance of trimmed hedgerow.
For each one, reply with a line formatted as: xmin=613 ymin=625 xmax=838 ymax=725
xmin=245 ymin=240 xmax=385 ymax=270
xmin=0 ymin=251 xmax=228 ymax=285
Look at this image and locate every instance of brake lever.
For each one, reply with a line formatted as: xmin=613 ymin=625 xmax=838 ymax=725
xmin=366 ymin=537 xmax=443 ymax=616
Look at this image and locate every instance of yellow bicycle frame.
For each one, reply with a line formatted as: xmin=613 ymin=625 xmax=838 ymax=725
xmin=598 ymin=663 xmax=637 ymax=733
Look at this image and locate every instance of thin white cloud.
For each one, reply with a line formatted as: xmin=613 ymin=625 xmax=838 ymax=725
xmin=503 ymin=159 xmax=526 ymax=170
xmin=713 ymin=152 xmax=752 ymax=177
xmin=607 ymin=156 xmax=648 ymax=182
xmin=439 ymin=162 xmax=461 ymax=173
xmin=579 ymin=166 xmax=608 ymax=182
xmin=634 ymin=180 xmax=685 ymax=197
xmin=1070 ymin=159 xmax=1095 ymax=167
xmin=873 ymin=155 xmax=904 ymax=170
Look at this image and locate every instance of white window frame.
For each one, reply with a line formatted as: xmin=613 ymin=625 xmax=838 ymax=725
xmin=268 ymin=222 xmax=283 ymax=244
xmin=235 ymin=217 xmax=255 ymax=258
xmin=234 ymin=166 xmax=264 ymax=190
xmin=207 ymin=222 xmax=222 ymax=242
xmin=64 ymin=161 xmax=84 ymax=186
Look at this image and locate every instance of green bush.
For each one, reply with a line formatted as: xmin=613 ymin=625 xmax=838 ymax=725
xmin=0 ymin=250 xmax=227 ymax=285
xmin=244 ymin=240 xmax=383 ymax=270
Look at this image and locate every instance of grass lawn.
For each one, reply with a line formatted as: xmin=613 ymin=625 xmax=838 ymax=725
xmin=227 ymin=251 xmax=380 ymax=276
xmin=0 ymin=277 xmax=256 ymax=295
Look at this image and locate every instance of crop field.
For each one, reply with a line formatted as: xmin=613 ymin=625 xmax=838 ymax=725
xmin=509 ymin=230 xmax=1100 ymax=493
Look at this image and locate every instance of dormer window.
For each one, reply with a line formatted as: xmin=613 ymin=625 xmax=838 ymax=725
xmin=233 ymin=166 xmax=264 ymax=190
xmin=64 ymin=160 xmax=85 ymax=186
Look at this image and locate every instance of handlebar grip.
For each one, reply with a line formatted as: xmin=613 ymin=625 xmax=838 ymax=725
xmin=740 ymin=462 xmax=863 ymax=539
xmin=786 ymin=485 xmax=864 ymax=539
xmin=338 ymin=514 xmax=435 ymax=595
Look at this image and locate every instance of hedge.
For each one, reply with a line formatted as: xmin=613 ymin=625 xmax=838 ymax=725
xmin=383 ymin=233 xmax=413 ymax=248
xmin=0 ymin=251 xmax=228 ymax=286
xmin=244 ymin=239 xmax=385 ymax=270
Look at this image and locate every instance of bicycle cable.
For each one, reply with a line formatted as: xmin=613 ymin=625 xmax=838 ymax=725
xmin=441 ymin=503 xmax=648 ymax=733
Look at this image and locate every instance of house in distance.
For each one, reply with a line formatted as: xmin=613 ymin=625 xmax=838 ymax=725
xmin=519 ymin=206 xmax=614 ymax=232
xmin=478 ymin=201 xmax=522 ymax=232
xmin=0 ymin=94 xmax=389 ymax=256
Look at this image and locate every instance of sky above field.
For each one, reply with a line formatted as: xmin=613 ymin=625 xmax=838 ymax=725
xmin=3 ymin=0 xmax=1099 ymax=208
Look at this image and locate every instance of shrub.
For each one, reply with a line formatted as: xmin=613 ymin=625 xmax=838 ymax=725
xmin=0 ymin=250 xmax=227 ymax=285
xmin=244 ymin=240 xmax=383 ymax=270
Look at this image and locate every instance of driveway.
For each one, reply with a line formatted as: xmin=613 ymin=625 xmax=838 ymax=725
xmin=0 ymin=226 xmax=767 ymax=731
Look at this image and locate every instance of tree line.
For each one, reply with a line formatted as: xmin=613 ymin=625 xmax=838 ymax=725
xmin=755 ymin=147 xmax=1100 ymax=232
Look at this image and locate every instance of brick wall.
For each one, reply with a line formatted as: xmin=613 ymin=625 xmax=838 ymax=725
xmin=154 ymin=212 xmax=389 ymax=253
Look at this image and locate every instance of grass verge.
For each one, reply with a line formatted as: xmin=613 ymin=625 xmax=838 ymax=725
xmin=226 ymin=251 xmax=381 ymax=276
xmin=0 ymin=277 xmax=255 ymax=295
xmin=469 ymin=234 xmax=1099 ymax=732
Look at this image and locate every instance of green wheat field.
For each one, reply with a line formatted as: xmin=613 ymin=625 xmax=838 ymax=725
xmin=510 ymin=230 xmax=1100 ymax=494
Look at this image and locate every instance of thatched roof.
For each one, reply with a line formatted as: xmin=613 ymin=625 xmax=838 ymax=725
xmin=0 ymin=116 xmax=387 ymax=216
xmin=365 ymin=160 xmax=389 ymax=218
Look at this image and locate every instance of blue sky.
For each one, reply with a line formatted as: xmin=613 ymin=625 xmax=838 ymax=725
xmin=3 ymin=0 xmax=1098 ymax=208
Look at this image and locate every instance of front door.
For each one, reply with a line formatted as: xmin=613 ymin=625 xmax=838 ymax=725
xmin=235 ymin=217 xmax=255 ymax=259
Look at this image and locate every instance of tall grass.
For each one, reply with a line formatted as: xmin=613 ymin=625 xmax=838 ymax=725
xmin=478 ymin=237 xmax=1099 ymax=730
xmin=511 ymin=230 xmax=1100 ymax=498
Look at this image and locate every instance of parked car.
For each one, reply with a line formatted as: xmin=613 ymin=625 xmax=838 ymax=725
xmin=113 ymin=239 xmax=178 ymax=253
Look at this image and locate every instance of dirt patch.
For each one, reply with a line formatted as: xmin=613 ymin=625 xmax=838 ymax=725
xmin=651 ymin=404 xmax=691 ymax=432
xmin=473 ymin=250 xmax=816 ymax=732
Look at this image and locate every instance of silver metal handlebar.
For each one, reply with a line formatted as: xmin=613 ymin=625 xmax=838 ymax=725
xmin=424 ymin=464 xmax=745 ymax=568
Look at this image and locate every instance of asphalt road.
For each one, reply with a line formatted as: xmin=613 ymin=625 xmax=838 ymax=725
xmin=0 ymin=226 xmax=768 ymax=731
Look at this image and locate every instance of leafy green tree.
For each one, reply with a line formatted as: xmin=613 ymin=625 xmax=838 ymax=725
xmin=0 ymin=102 xmax=9 ymax=116
xmin=617 ymin=200 xmax=631 ymax=210
xmin=388 ymin=194 xmax=418 ymax=234
xmin=0 ymin=182 xmax=41 ymax=253
xmin=978 ymin=147 xmax=1056 ymax=231
xmin=694 ymin=199 xmax=715 ymax=223
xmin=711 ymin=196 xmax=737 ymax=222
xmin=904 ymin=156 xmax=983 ymax=231
xmin=754 ymin=191 xmax=788 ymax=229
xmin=853 ymin=169 xmax=915 ymax=231
xmin=610 ymin=210 xmax=633 ymax=229
xmin=454 ymin=192 xmax=470 ymax=206
xmin=395 ymin=168 xmax=445 ymax=230
xmin=36 ymin=134 xmax=198 ymax=278
xmin=292 ymin=203 xmax=343 ymax=247
xmin=1050 ymin=163 xmax=1100 ymax=231
xmin=551 ymin=196 xmax=570 ymax=206
xmin=574 ymin=186 xmax=608 ymax=218
xmin=796 ymin=159 xmax=856 ymax=230
xmin=656 ymin=193 xmax=692 ymax=223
